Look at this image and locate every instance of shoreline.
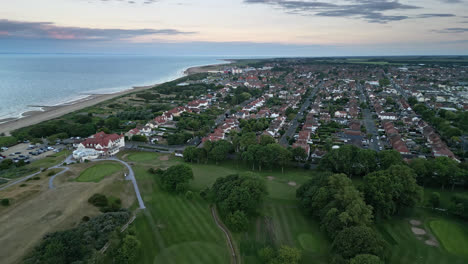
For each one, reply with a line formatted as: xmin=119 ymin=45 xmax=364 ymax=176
xmin=0 ymin=61 xmax=230 ymax=136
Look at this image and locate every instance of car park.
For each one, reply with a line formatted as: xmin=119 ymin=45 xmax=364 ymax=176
xmin=15 ymin=152 xmax=21 ymax=155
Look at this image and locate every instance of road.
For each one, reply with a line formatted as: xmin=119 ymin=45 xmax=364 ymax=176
xmin=357 ymin=84 xmax=383 ymax=152
xmin=279 ymin=84 xmax=320 ymax=146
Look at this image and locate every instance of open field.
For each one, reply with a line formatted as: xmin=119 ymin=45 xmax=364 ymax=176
xmin=0 ymin=161 xmax=134 ymax=264
xmin=76 ymin=162 xmax=124 ymax=182
xmin=429 ymin=219 xmax=468 ymax=258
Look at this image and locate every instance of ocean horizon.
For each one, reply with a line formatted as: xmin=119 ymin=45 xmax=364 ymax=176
xmin=0 ymin=54 xmax=226 ymax=122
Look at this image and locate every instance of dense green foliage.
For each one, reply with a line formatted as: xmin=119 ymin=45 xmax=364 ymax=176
xmin=24 ymin=211 xmax=131 ymax=264
xmin=157 ymin=164 xmax=194 ymax=193
xmin=318 ymin=145 xmax=403 ymax=177
xmin=0 ymin=136 xmax=17 ymax=148
xmin=362 ymin=165 xmax=422 ymax=218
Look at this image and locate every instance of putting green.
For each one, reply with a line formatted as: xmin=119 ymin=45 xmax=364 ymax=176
xmin=127 ymin=152 xmax=158 ymax=162
xmin=429 ymin=219 xmax=468 ymax=258
xmin=76 ymin=162 xmax=123 ymax=182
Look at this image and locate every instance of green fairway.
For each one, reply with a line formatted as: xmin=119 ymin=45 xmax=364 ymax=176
xmin=376 ymin=210 xmax=468 ymax=264
xmin=133 ymin=165 xmax=230 ymax=264
xmin=126 ymin=152 xmax=159 ymax=162
xmin=76 ymin=162 xmax=123 ymax=182
xmin=429 ymin=219 xmax=468 ymax=258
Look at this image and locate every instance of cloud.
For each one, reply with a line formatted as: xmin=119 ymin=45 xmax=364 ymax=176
xmin=0 ymin=19 xmax=195 ymax=40
xmin=94 ymin=0 xmax=160 ymax=3
xmin=432 ymin=27 xmax=468 ymax=33
xmin=417 ymin=13 xmax=456 ymax=18
xmin=244 ymin=0 xmax=422 ymax=23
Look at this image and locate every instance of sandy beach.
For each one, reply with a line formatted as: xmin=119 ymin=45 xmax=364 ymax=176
xmin=0 ymin=62 xmax=230 ymax=136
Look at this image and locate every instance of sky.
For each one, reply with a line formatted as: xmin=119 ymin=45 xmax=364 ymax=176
xmin=0 ymin=0 xmax=467 ymax=56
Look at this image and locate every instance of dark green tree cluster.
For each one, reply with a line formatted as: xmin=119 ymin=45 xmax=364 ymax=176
xmin=258 ymin=245 xmax=302 ymax=264
xmin=24 ymin=211 xmax=131 ymax=264
xmin=157 ymin=164 xmax=194 ymax=194
xmin=131 ymin=135 xmax=148 ymax=142
xmin=297 ymin=173 xmax=387 ymax=262
xmin=184 ymin=140 xmax=233 ymax=165
xmin=319 ymin=145 xmax=403 ymax=177
xmin=210 ymin=174 xmax=267 ymax=232
xmin=239 ymin=118 xmax=271 ymax=133
xmin=409 ymin=157 xmax=467 ymax=189
xmin=166 ymin=132 xmax=192 ymax=145
xmin=362 ymin=165 xmax=422 ymax=218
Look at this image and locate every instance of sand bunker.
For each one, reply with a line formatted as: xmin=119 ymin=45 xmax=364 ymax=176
xmin=267 ymin=176 xmax=275 ymax=181
xmin=425 ymin=239 xmax=439 ymax=247
xmin=410 ymin=219 xmax=422 ymax=226
xmin=411 ymin=227 xmax=427 ymax=235
xmin=159 ymin=155 xmax=169 ymax=161
xmin=288 ymin=181 xmax=297 ymax=186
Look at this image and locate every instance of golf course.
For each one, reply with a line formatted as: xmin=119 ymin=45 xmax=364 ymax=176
xmin=116 ymin=150 xmax=468 ymax=264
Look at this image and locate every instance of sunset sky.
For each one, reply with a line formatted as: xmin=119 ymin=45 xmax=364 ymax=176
xmin=1 ymin=0 xmax=467 ymax=55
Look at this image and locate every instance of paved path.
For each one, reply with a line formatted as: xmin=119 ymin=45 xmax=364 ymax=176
xmin=211 ymin=206 xmax=238 ymax=264
xmin=48 ymin=167 xmax=70 ymax=189
xmin=0 ymin=170 xmax=43 ymax=191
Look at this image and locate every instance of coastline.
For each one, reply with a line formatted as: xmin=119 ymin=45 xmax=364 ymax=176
xmin=0 ymin=61 xmax=229 ymax=136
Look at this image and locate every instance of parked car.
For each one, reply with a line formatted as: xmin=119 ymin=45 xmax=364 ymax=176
xmin=1 ymin=147 xmax=8 ymax=151
xmin=15 ymin=152 xmax=21 ymax=155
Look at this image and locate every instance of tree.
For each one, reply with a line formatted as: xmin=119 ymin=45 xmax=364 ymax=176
xmin=131 ymin=135 xmax=147 ymax=142
xmin=105 ymin=117 xmax=120 ymax=130
xmin=88 ymin=193 xmax=108 ymax=207
xmin=114 ymin=235 xmax=141 ymax=264
xmin=267 ymin=144 xmax=292 ymax=174
xmin=362 ymin=165 xmax=422 ymax=218
xmin=211 ymin=174 xmax=267 ymax=216
xmin=240 ymin=132 xmax=257 ymax=150
xmin=226 ymin=210 xmax=249 ymax=232
xmin=274 ymin=245 xmax=302 ymax=264
xmin=208 ymin=140 xmax=233 ymax=165
xmin=258 ymin=246 xmax=275 ymax=264
xmin=159 ymin=164 xmax=194 ymax=193
xmin=185 ymin=190 xmax=194 ymax=200
xmin=378 ymin=78 xmax=390 ymax=87
xmin=429 ymin=192 xmax=440 ymax=208
xmin=292 ymin=147 xmax=307 ymax=162
xmin=183 ymin=146 xmax=197 ymax=162
xmin=350 ymin=254 xmax=383 ymax=264
xmin=332 ymin=226 xmax=387 ymax=260
xmin=378 ymin=150 xmax=402 ymax=169
xmin=260 ymin=135 xmax=276 ymax=146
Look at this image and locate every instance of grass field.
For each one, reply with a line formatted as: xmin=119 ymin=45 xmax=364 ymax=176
xmin=376 ymin=209 xmax=468 ymax=264
xmin=122 ymin=151 xmax=328 ymax=264
xmin=0 ymin=136 xmax=17 ymax=148
xmin=126 ymin=152 xmax=160 ymax=162
xmin=429 ymin=219 xmax=468 ymax=258
xmin=132 ymin=165 xmax=230 ymax=264
xmin=76 ymin=162 xmax=123 ymax=182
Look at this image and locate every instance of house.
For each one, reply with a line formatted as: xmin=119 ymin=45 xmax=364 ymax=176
xmin=125 ymin=128 xmax=141 ymax=138
xmin=334 ymin=111 xmax=348 ymax=118
xmin=76 ymin=132 xmax=125 ymax=157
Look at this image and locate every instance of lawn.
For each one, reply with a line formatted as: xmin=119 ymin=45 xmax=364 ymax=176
xmin=76 ymin=162 xmax=123 ymax=182
xmin=375 ymin=209 xmax=468 ymax=264
xmin=133 ymin=165 xmax=230 ymax=264
xmin=126 ymin=152 xmax=160 ymax=162
xmin=429 ymin=219 xmax=468 ymax=258
xmin=0 ymin=136 xmax=17 ymax=148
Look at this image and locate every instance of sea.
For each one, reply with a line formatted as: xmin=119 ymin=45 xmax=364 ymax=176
xmin=0 ymin=54 xmax=226 ymax=122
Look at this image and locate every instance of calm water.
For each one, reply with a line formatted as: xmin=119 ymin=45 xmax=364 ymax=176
xmin=0 ymin=54 xmax=224 ymax=121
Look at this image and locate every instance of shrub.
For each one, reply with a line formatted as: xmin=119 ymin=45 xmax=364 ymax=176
xmin=226 ymin=210 xmax=249 ymax=232
xmin=429 ymin=192 xmax=440 ymax=208
xmin=185 ymin=191 xmax=194 ymax=200
xmin=32 ymin=176 xmax=40 ymax=180
xmin=82 ymin=216 xmax=90 ymax=222
xmin=1 ymin=198 xmax=10 ymax=206
xmin=20 ymin=184 xmax=27 ymax=187
xmin=88 ymin=193 xmax=108 ymax=207
xmin=47 ymin=171 xmax=55 ymax=177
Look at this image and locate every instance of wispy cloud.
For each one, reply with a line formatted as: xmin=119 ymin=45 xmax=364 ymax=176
xmin=0 ymin=19 xmax=195 ymax=40
xmin=93 ymin=0 xmax=160 ymax=4
xmin=432 ymin=27 xmax=468 ymax=33
xmin=244 ymin=0 xmax=422 ymax=23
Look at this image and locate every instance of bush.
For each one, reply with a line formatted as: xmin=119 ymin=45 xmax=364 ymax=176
xmin=88 ymin=193 xmax=108 ymax=207
xmin=159 ymin=164 xmax=194 ymax=193
xmin=82 ymin=216 xmax=90 ymax=222
xmin=429 ymin=192 xmax=440 ymax=208
xmin=1 ymin=198 xmax=10 ymax=206
xmin=47 ymin=171 xmax=55 ymax=177
xmin=20 ymin=184 xmax=27 ymax=187
xmin=185 ymin=191 xmax=194 ymax=200
xmin=226 ymin=210 xmax=249 ymax=232
xmin=32 ymin=176 xmax=40 ymax=180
